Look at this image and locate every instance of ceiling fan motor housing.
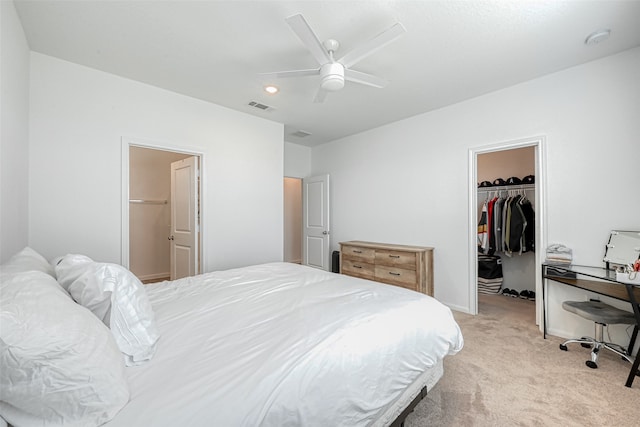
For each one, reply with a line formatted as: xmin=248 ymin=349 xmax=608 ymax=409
xmin=320 ymin=62 xmax=345 ymax=91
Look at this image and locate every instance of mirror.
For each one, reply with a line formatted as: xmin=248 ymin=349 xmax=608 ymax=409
xmin=603 ymin=230 xmax=640 ymax=268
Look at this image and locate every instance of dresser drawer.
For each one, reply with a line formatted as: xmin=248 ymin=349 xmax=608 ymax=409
xmin=375 ymin=249 xmax=416 ymax=270
xmin=342 ymin=259 xmax=375 ymax=280
xmin=340 ymin=241 xmax=433 ymax=296
xmin=375 ymin=265 xmax=417 ymax=289
xmin=341 ymin=245 xmax=375 ymax=263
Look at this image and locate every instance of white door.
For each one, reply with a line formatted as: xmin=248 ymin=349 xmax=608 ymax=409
xmin=302 ymin=174 xmax=330 ymax=270
xmin=170 ymin=156 xmax=199 ymax=280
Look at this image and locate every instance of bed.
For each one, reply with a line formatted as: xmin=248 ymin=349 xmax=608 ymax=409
xmin=1 ymin=252 xmax=463 ymax=427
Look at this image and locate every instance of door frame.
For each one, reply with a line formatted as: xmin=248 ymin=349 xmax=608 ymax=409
xmin=467 ymin=136 xmax=547 ymax=330
xmin=121 ymin=137 xmax=205 ymax=274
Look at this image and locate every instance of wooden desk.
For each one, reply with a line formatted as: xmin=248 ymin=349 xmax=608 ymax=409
xmin=542 ymin=264 xmax=640 ymax=387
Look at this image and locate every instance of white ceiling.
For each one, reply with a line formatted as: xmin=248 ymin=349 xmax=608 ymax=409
xmin=13 ymin=0 xmax=640 ymax=147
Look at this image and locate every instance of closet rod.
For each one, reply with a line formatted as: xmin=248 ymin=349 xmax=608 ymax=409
xmin=129 ymin=199 xmax=168 ymax=205
xmin=477 ymin=184 xmax=535 ymax=192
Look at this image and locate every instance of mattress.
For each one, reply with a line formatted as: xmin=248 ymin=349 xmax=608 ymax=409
xmin=105 ymin=262 xmax=463 ymax=426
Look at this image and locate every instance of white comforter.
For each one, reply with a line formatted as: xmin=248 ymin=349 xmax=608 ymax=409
xmin=105 ymin=262 xmax=463 ymax=426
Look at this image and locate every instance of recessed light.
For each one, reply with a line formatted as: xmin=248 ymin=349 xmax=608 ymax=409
xmin=585 ymin=29 xmax=611 ymax=46
xmin=264 ymin=85 xmax=279 ymax=94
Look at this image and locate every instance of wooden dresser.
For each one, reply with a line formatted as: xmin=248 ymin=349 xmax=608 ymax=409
xmin=339 ymin=241 xmax=434 ymax=296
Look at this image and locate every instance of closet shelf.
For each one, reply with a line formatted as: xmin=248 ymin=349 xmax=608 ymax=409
xmin=129 ymin=199 xmax=168 ymax=205
xmin=477 ymin=183 xmax=535 ymax=192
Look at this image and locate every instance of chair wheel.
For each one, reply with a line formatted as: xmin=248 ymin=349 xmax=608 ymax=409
xmin=580 ymin=343 xmax=592 ymax=348
xmin=559 ymin=344 xmax=568 ymax=351
xmin=586 ymin=360 xmax=598 ymax=369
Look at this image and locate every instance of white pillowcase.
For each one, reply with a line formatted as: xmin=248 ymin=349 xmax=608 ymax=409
xmin=0 ymin=246 xmax=56 ymax=278
xmin=0 ymin=271 xmax=129 ymax=427
xmin=56 ymin=255 xmax=160 ymax=366
xmin=54 ymin=254 xmax=111 ymax=321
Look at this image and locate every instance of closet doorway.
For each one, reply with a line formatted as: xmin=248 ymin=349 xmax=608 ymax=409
xmin=468 ymin=137 xmax=547 ymax=330
xmin=122 ymin=141 xmax=203 ymax=283
xmin=283 ymin=177 xmax=302 ymax=264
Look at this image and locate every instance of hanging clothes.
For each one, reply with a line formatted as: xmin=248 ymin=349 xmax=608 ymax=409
xmin=477 ymin=200 xmax=488 ymax=252
xmin=478 ymin=187 xmax=535 ymax=257
xmin=506 ymin=194 xmax=526 ymax=256
xmin=486 ymin=195 xmax=499 ymax=255
xmin=520 ymin=195 xmax=535 ymax=253
xmin=493 ymin=196 xmax=506 ymax=254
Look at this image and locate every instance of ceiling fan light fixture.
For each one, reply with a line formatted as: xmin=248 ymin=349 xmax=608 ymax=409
xmin=320 ymin=63 xmax=345 ymax=91
xmin=261 ymin=14 xmax=406 ymax=102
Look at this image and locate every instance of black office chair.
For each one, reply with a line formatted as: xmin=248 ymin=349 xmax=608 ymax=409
xmin=559 ymin=300 xmax=638 ymax=369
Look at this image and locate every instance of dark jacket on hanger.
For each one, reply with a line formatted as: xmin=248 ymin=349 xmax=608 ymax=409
xmin=520 ymin=199 xmax=535 ymax=252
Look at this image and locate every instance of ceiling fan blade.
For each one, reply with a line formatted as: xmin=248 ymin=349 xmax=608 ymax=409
xmin=285 ymin=14 xmax=331 ymax=65
xmin=338 ymin=23 xmax=406 ymax=69
xmin=344 ymin=69 xmax=388 ymax=88
xmin=260 ymin=69 xmax=320 ymax=79
xmin=313 ymin=88 xmax=328 ymax=103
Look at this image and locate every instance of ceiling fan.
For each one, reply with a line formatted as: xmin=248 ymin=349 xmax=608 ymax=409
xmin=261 ymin=14 xmax=406 ymax=103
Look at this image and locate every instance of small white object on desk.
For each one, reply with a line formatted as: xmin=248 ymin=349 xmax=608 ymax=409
xmin=616 ymin=271 xmax=640 ymax=285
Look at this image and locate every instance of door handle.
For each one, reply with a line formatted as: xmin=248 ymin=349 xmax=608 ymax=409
xmin=168 ymin=236 xmax=174 ymax=240
xmin=322 ymin=231 xmax=330 ymax=235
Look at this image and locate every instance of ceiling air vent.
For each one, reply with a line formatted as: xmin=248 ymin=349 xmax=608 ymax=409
xmin=290 ymin=130 xmax=311 ymax=138
xmin=248 ymin=101 xmax=274 ymax=111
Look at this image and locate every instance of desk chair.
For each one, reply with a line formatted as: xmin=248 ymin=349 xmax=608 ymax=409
xmin=559 ymin=300 xmax=637 ymax=369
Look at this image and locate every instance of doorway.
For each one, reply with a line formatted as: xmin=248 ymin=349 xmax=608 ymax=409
xmin=284 ymin=177 xmax=302 ymax=264
xmin=122 ymin=139 xmax=203 ymax=282
xmin=283 ymin=174 xmax=331 ymax=271
xmin=468 ymin=136 xmax=547 ymax=331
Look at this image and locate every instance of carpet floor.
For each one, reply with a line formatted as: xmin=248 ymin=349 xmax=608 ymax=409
xmin=404 ymin=293 xmax=639 ymax=426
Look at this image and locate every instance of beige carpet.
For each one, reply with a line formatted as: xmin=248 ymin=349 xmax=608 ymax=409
xmin=405 ymin=294 xmax=639 ymax=426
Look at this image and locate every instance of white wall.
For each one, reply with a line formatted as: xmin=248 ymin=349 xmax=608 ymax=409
xmin=28 ymin=53 xmax=284 ymax=271
xmin=312 ymin=48 xmax=640 ymax=343
xmin=284 ymin=141 xmax=311 ymax=178
xmin=0 ymin=1 xmax=30 ymax=262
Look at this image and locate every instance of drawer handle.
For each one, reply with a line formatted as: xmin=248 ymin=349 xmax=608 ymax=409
xmin=353 ymin=265 xmax=362 ymax=269
xmin=353 ymin=250 xmax=362 ymax=253
xmin=389 ymin=272 xmax=401 ymax=276
xmin=388 ymin=255 xmax=400 ymax=258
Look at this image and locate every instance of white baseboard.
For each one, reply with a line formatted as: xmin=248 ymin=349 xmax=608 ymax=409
xmin=446 ymin=302 xmax=472 ymax=314
xmin=138 ymin=272 xmax=170 ymax=281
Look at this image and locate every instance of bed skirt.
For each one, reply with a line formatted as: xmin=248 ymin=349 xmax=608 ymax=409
xmin=374 ymin=359 xmax=444 ymax=426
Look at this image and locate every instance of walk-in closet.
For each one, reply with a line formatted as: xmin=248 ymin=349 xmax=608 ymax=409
xmin=477 ymin=146 xmax=537 ymax=316
xmin=129 ymin=146 xmax=193 ymax=283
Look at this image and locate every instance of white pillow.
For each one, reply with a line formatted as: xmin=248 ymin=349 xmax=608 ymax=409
xmin=0 ymin=271 xmax=129 ymax=427
xmin=56 ymin=255 xmax=160 ymax=366
xmin=0 ymin=246 xmax=56 ymax=278
xmin=55 ymin=254 xmax=110 ymax=321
